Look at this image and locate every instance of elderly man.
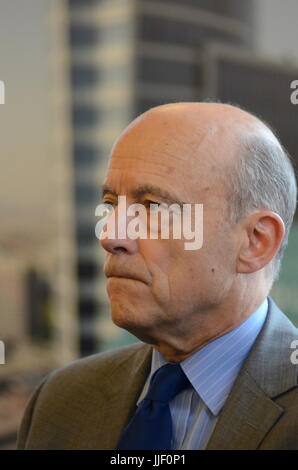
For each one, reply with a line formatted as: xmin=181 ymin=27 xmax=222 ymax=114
xmin=17 ymin=102 xmax=298 ymax=450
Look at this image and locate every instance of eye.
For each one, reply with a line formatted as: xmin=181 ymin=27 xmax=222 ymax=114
xmin=101 ymin=199 xmax=116 ymax=208
xmin=146 ymin=200 xmax=169 ymax=211
xmin=145 ymin=200 xmax=162 ymax=208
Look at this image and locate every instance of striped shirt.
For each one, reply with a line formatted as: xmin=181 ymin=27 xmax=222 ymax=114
xmin=136 ymin=298 xmax=268 ymax=449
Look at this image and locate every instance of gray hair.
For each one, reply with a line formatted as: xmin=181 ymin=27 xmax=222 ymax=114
xmin=229 ymin=126 xmax=297 ymax=283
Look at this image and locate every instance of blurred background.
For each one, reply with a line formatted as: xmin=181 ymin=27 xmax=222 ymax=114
xmin=0 ymin=0 xmax=298 ymax=449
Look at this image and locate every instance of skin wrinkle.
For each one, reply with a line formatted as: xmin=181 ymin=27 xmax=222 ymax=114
xmin=103 ymin=170 xmax=198 ymax=206
xmin=110 ymin=154 xmax=189 ymax=171
xmin=102 ymin=182 xmax=188 ymax=206
xmin=100 ymin=102 xmax=285 ymax=362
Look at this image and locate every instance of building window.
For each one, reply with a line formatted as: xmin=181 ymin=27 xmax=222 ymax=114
xmin=79 ymin=335 xmax=99 ymax=357
xmin=25 ymin=269 xmax=53 ymax=343
xmin=75 ymin=182 xmax=98 ymax=204
xmin=76 ymin=224 xmax=97 ymax=244
xmin=137 ymin=57 xmax=195 ymax=86
xmin=139 ymin=0 xmax=252 ymax=24
xmin=73 ymin=143 xmax=99 ymax=167
xmin=78 ymin=298 xmax=98 ymax=317
xmin=215 ymin=57 xmax=298 ymax=160
xmin=72 ymin=105 xmax=99 ymax=127
xmin=135 ymin=98 xmax=167 ymax=116
xmin=137 ymin=15 xmax=241 ymax=46
xmin=71 ymin=64 xmax=99 ymax=87
xmin=69 ymin=24 xmax=99 ymax=47
xmin=77 ymin=260 xmax=98 ymax=281
xmin=68 ymin=0 xmax=103 ymax=7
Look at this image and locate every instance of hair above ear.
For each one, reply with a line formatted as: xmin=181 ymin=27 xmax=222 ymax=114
xmin=229 ymin=124 xmax=297 ymax=282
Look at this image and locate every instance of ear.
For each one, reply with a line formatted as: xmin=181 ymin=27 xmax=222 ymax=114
xmin=236 ymin=211 xmax=285 ymax=275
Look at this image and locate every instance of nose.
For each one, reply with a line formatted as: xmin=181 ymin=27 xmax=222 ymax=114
xmin=99 ymin=206 xmax=139 ymax=255
xmin=100 ymin=231 xmax=139 ymax=254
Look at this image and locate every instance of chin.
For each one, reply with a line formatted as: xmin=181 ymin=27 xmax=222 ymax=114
xmin=110 ymin=304 xmax=138 ymax=327
xmin=111 ymin=309 xmax=144 ymax=330
xmin=110 ymin=307 xmax=157 ymax=342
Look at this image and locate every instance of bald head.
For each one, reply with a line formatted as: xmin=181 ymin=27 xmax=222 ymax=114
xmin=115 ymin=101 xmax=282 ymax=181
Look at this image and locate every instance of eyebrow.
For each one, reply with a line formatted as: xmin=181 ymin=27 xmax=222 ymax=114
xmin=101 ymin=183 xmax=186 ymax=206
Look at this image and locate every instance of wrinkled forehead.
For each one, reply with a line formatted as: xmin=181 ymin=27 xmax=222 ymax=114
xmin=108 ymin=108 xmax=236 ymax=177
xmin=104 ymin=111 xmax=235 ymax=208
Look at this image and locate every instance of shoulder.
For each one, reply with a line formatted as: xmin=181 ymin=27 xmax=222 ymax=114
xmin=43 ymin=341 xmax=151 ymax=390
xmin=267 ymin=296 xmax=298 ymax=339
xmin=244 ymin=297 xmax=298 ymax=397
xmin=17 ymin=341 xmax=152 ymax=449
xmin=23 ymin=341 xmax=151 ymax=414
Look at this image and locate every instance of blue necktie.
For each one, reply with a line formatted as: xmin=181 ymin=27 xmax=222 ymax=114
xmin=117 ymin=363 xmax=191 ymax=450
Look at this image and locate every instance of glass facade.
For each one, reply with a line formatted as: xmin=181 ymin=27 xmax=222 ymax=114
xmin=136 ymin=57 xmax=196 ymax=86
xmin=134 ymin=3 xmax=251 ymax=117
xmin=140 ymin=0 xmax=253 ymax=24
xmin=77 ymin=259 xmax=98 ymax=281
xmin=71 ymin=64 xmax=99 ymax=87
xmin=76 ymin=223 xmax=97 ymax=245
xmin=137 ymin=15 xmax=242 ymax=47
xmin=73 ymin=143 xmax=98 ymax=167
xmin=215 ymin=57 xmax=298 ymax=163
xmin=72 ymin=105 xmax=99 ymax=127
xmin=69 ymin=24 xmax=99 ymax=48
xmin=68 ymin=0 xmax=103 ymax=7
xmin=75 ymin=182 xmax=99 ymax=204
xmin=78 ymin=298 xmax=98 ymax=317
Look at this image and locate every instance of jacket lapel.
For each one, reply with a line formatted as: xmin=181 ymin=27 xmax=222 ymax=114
xmin=206 ymin=297 xmax=298 ymax=449
xmin=205 ymin=369 xmax=284 ymax=449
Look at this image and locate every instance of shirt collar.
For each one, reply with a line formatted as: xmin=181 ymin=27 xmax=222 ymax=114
xmin=137 ymin=298 xmax=268 ymax=416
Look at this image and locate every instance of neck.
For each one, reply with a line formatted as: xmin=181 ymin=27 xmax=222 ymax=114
xmin=150 ymin=292 xmax=268 ymax=363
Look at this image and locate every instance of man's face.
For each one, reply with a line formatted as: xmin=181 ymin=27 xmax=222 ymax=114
xmin=100 ymin=107 xmax=239 ymax=345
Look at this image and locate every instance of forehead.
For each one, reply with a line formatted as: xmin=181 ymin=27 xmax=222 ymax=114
xmin=104 ymin=110 xmax=231 ymax=204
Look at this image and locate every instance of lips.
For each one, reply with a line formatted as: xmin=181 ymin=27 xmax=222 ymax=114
xmin=104 ymin=265 xmax=148 ymax=284
xmin=108 ymin=274 xmax=142 ymax=282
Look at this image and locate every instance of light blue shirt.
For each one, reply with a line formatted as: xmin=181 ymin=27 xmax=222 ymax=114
xmin=136 ymin=298 xmax=268 ymax=449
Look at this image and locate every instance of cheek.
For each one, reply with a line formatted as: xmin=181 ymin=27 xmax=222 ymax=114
xmin=140 ymin=239 xmax=182 ymax=304
xmin=167 ymin=232 xmax=234 ymax=294
xmin=139 ymin=228 xmax=236 ymax=307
